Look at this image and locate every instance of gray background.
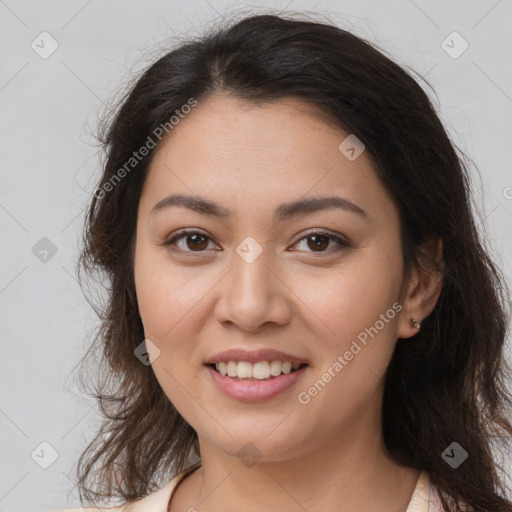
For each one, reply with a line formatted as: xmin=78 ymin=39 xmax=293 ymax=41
xmin=1 ymin=1 xmax=511 ymax=510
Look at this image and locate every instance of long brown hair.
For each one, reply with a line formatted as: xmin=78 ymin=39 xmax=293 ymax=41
xmin=74 ymin=11 xmax=512 ymax=510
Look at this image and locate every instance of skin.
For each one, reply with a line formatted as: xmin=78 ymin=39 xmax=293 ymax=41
xmin=133 ymin=93 xmax=443 ymax=512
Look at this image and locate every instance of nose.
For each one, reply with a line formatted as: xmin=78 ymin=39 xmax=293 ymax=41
xmin=213 ymin=245 xmax=292 ymax=332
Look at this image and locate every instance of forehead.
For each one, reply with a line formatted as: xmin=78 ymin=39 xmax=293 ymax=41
xmin=140 ymin=94 xmax=398 ymax=226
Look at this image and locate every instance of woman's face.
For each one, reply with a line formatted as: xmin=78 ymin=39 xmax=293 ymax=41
xmin=133 ymin=94 xmax=418 ymax=462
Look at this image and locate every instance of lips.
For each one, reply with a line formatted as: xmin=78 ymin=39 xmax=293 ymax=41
xmin=203 ymin=348 xmax=309 ymax=402
xmin=205 ymin=363 xmax=308 ymax=402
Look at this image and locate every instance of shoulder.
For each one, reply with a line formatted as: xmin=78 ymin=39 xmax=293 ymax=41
xmin=52 ymin=461 xmax=202 ymax=512
xmin=427 ymin=474 xmax=473 ymax=512
xmin=50 ymin=493 xmax=165 ymax=512
xmin=429 ymin=483 xmax=445 ymax=512
xmin=405 ymin=470 xmax=445 ymax=512
xmin=50 ymin=487 xmax=168 ymax=512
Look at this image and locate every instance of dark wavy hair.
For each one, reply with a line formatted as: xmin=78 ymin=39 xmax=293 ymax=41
xmin=74 ymin=10 xmax=512 ymax=511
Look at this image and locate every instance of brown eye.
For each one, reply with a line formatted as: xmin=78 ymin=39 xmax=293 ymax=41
xmin=293 ymin=230 xmax=349 ymax=253
xmin=306 ymin=234 xmax=330 ymax=251
xmin=184 ymin=233 xmax=209 ymax=251
xmin=163 ymin=229 xmax=349 ymax=255
xmin=164 ymin=230 xmax=215 ymax=252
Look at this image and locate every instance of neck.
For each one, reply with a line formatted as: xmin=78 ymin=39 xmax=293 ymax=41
xmin=177 ymin=423 xmax=420 ymax=512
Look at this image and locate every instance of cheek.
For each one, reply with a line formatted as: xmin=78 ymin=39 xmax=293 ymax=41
xmin=290 ymin=248 xmax=402 ymax=407
xmin=134 ymin=253 xmax=210 ymax=425
xmin=292 ymin=247 xmax=403 ymax=346
xmin=134 ymin=246 xmax=211 ymax=345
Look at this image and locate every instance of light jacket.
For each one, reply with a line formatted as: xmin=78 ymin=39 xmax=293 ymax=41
xmin=53 ymin=463 xmax=444 ymax=512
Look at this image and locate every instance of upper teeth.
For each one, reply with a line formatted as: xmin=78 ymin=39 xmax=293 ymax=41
xmin=215 ymin=361 xmax=302 ymax=379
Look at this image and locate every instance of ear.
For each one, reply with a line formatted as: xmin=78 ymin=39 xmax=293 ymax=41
xmin=397 ymin=236 xmax=444 ymax=339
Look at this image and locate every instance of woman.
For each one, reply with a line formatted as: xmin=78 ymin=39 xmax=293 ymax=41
xmin=56 ymin=11 xmax=512 ymax=512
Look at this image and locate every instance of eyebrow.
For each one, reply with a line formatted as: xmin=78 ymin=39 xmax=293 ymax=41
xmin=149 ymin=193 xmax=368 ymax=223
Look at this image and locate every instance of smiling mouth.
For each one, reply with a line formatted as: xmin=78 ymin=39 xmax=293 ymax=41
xmin=205 ymin=359 xmax=309 ymax=402
xmin=206 ymin=361 xmax=308 ymax=381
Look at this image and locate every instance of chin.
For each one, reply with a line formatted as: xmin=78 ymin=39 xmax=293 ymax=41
xmin=200 ymin=424 xmax=309 ymax=464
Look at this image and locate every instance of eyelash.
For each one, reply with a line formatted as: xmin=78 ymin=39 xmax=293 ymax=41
xmin=162 ymin=229 xmax=350 ymax=255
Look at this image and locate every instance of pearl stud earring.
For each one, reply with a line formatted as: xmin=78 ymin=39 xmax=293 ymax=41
xmin=409 ymin=318 xmax=421 ymax=330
